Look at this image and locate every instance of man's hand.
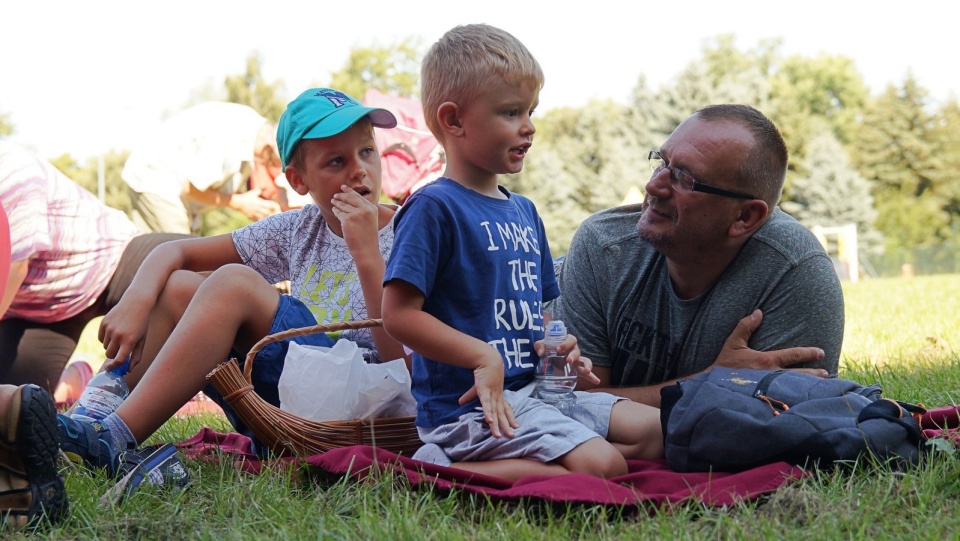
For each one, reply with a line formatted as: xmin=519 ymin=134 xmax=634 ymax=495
xmin=713 ymin=309 xmax=829 ymax=376
xmin=533 ymin=333 xmax=601 ymax=386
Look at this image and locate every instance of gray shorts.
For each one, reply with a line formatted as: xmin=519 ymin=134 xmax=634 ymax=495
xmin=418 ymin=389 xmax=623 ymax=464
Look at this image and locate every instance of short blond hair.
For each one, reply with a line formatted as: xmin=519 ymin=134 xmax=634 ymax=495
xmin=421 ymin=24 xmax=544 ymax=142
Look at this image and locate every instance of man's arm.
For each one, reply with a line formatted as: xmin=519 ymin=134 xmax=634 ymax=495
xmin=583 ymin=309 xmax=828 ymax=407
xmin=185 ymin=183 xmax=281 ymax=221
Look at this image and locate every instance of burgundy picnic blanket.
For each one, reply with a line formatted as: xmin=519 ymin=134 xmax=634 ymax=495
xmin=177 ymin=428 xmax=806 ymax=508
xmin=177 ymin=404 xmax=960 ymax=509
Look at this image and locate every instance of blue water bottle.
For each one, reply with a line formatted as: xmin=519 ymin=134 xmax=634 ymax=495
xmin=71 ymin=355 xmax=131 ymax=420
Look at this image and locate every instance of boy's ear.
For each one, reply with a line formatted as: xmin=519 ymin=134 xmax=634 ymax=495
xmin=284 ymin=165 xmax=310 ymax=196
xmin=436 ymin=101 xmax=464 ymax=138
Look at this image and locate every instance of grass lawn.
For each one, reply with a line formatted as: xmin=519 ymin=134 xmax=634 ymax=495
xmin=33 ymin=274 xmax=960 ymax=539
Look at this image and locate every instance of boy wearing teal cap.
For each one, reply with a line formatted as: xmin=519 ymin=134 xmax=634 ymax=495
xmin=0 ymin=88 xmax=403 ymax=526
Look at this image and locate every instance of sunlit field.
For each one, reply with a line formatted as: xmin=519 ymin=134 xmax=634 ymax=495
xmin=840 ymin=274 xmax=959 ymax=367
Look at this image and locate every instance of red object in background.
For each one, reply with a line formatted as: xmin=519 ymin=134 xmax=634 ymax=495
xmin=363 ymin=89 xmax=444 ymax=203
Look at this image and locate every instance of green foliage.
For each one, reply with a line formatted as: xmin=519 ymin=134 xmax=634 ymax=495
xmin=51 ymin=150 xmax=133 ymax=214
xmin=508 ymin=99 xmax=650 ymax=253
xmin=850 ymin=76 xmax=953 ymax=250
xmin=329 ymin=37 xmax=423 ymax=100
xmin=770 ymin=53 xmax=868 ymax=147
xmin=638 ymin=35 xmax=775 ymax=139
xmin=199 ymin=207 xmax=253 ymax=237
xmin=781 ymin=126 xmax=883 ymax=256
xmin=224 ymin=52 xmax=287 ymax=122
xmin=931 ymin=99 xmax=960 ymax=219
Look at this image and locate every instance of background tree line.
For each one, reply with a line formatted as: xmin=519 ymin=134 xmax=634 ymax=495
xmin=3 ymin=35 xmax=957 ymax=276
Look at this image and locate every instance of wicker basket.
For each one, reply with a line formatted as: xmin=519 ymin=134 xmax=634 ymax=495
xmin=206 ymin=319 xmax=421 ymax=457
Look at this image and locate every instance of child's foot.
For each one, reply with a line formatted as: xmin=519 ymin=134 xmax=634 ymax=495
xmin=100 ymin=443 xmax=191 ymax=506
xmin=0 ymin=384 xmax=68 ymax=530
xmin=56 ymin=414 xmax=121 ymax=476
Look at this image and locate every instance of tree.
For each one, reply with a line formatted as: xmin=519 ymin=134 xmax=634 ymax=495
xmin=768 ymin=54 xmax=869 ymax=204
xmin=635 ymin=35 xmax=775 ymax=141
xmin=506 ymin=145 xmax=588 ymax=255
xmin=850 ymin=75 xmax=951 ymax=250
xmin=506 ymin=99 xmax=651 ymax=252
xmin=50 ymin=151 xmax=133 ymax=214
xmin=780 ymin=127 xmax=883 ymax=258
xmin=199 ymin=52 xmax=288 ymax=236
xmin=769 ymin=54 xmax=868 ymax=149
xmin=329 ymin=37 xmax=423 ymax=100
xmin=930 ymin=98 xmax=960 ymax=220
xmin=224 ymin=52 xmax=287 ymax=122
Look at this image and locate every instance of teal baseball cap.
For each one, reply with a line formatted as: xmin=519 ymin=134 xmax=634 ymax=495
xmin=277 ymin=88 xmax=398 ymax=167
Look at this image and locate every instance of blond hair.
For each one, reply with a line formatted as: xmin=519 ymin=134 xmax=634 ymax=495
xmin=421 ymin=24 xmax=544 ymax=142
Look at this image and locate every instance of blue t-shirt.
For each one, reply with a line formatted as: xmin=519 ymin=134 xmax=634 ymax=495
xmin=384 ymin=178 xmax=559 ymax=428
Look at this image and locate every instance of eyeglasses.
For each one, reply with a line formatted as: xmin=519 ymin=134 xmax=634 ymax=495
xmin=647 ymin=150 xmax=756 ymax=200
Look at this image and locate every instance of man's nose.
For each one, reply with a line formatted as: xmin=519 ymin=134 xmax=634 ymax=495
xmin=645 ymin=167 xmax=673 ymax=198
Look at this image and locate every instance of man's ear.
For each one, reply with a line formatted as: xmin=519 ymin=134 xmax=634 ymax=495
xmin=728 ymin=200 xmax=770 ymax=238
xmin=436 ymin=102 xmax=463 ymax=138
xmin=284 ymin=165 xmax=310 ymax=196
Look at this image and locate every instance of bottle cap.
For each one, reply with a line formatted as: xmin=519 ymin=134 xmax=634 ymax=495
xmin=108 ymin=354 xmax=132 ymax=376
xmin=544 ymin=320 xmax=567 ymax=341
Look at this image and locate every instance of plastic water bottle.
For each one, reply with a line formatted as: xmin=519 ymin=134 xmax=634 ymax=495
xmin=534 ymin=320 xmax=577 ymax=413
xmin=71 ymin=355 xmax=131 ymax=420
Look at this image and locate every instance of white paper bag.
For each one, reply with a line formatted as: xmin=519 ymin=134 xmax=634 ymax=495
xmin=277 ymin=339 xmax=416 ymax=422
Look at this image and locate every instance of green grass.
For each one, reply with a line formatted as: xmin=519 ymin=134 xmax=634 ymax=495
xmin=31 ymin=274 xmax=960 ymax=539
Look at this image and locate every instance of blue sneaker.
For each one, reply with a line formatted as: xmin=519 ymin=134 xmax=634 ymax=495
xmin=99 ymin=444 xmax=191 ymax=506
xmin=56 ymin=414 xmax=121 ymax=476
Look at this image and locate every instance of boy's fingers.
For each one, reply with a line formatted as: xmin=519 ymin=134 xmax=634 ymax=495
xmin=486 ymin=406 xmax=501 ymax=438
xmin=458 ymin=385 xmax=478 ymax=405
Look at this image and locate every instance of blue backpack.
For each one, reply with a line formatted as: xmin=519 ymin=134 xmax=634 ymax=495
xmin=660 ymin=367 xmax=928 ymax=472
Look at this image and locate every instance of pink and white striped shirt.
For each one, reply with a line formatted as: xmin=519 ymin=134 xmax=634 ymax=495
xmin=0 ymin=142 xmax=142 ymax=323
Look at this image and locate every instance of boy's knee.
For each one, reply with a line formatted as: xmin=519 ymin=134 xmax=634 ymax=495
xmin=159 ymin=270 xmax=205 ymax=310
xmin=562 ymin=438 xmax=628 ymax=479
xmin=610 ymin=400 xmax=662 ymax=445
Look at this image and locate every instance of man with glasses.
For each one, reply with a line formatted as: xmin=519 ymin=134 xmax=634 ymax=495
xmin=555 ymin=104 xmax=843 ymax=407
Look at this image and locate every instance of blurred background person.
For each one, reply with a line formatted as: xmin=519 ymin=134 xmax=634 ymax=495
xmin=0 ymin=141 xmax=189 ymax=395
xmin=121 ymin=102 xmax=285 ymax=234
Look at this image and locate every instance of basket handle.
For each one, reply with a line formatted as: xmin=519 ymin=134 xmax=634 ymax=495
xmin=241 ymin=318 xmax=383 ymax=383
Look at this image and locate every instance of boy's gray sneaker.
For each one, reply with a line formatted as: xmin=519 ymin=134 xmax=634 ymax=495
xmin=99 ymin=443 xmax=191 ymax=506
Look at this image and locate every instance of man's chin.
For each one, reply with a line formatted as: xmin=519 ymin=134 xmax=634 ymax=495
xmin=636 ymin=221 xmax=672 ymax=249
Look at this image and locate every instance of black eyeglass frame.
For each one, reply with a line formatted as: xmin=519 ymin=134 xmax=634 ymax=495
xmin=647 ymin=150 xmax=757 ymax=200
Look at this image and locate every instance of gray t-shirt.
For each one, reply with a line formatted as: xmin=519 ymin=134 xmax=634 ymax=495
xmin=232 ymin=204 xmax=394 ymax=362
xmin=554 ymin=205 xmax=843 ymax=386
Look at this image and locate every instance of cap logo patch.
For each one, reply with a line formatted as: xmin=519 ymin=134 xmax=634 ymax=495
xmin=314 ymin=89 xmax=356 ymax=108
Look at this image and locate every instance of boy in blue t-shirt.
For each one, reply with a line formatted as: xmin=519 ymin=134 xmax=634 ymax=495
xmin=382 ymin=24 xmax=663 ymax=481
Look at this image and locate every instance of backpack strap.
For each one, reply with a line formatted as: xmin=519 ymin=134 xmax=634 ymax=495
xmin=858 ymin=398 xmax=928 ymax=445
